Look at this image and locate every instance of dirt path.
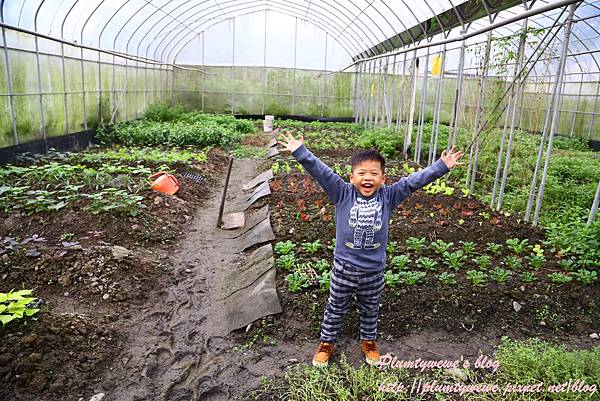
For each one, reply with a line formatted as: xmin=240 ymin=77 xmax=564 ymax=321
xmin=103 ymin=157 xmax=272 ymax=401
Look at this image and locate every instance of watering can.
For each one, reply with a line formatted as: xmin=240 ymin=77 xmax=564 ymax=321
xmin=149 ymin=172 xmax=180 ymax=196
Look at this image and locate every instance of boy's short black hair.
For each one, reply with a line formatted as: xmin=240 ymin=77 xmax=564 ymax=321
xmin=350 ymin=149 xmax=386 ymax=173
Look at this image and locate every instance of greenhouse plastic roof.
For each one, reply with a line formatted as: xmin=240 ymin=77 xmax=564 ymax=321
xmin=1 ymin=0 xmax=599 ymax=71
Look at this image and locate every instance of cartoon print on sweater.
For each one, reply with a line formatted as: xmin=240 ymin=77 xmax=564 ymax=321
xmin=346 ymin=197 xmax=383 ymax=250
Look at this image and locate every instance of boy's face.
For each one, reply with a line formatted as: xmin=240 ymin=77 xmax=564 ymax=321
xmin=349 ymin=159 xmax=387 ymax=197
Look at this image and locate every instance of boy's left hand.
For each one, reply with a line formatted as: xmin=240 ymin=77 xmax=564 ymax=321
xmin=278 ymin=131 xmax=304 ymax=153
xmin=441 ymin=146 xmax=463 ymax=169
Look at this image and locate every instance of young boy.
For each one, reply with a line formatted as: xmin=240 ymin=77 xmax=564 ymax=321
xmin=278 ymin=131 xmax=463 ymax=367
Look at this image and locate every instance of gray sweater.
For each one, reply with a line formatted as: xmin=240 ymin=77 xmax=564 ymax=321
xmin=292 ymin=144 xmax=450 ymax=272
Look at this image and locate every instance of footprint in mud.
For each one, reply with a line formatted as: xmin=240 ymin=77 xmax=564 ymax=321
xmin=143 ymin=347 xmax=174 ymax=380
xmin=143 ymin=364 xmax=164 ymax=381
xmin=200 ymin=385 xmax=230 ymax=401
xmin=155 ymin=347 xmax=172 ymax=364
xmin=186 ymin=329 xmax=200 ymax=345
xmin=197 ymin=377 xmax=231 ymax=401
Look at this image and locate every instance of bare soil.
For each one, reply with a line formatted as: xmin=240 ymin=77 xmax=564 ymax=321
xmin=1 ymin=136 xmax=598 ymax=401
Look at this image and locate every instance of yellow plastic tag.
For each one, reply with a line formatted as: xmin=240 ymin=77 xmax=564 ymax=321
xmin=432 ymin=55 xmax=442 ymax=76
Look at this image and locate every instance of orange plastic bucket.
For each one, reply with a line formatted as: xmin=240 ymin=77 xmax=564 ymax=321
xmin=149 ymin=172 xmax=180 ymax=196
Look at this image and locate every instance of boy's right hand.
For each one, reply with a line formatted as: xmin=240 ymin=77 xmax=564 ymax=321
xmin=278 ymin=131 xmax=304 ymax=153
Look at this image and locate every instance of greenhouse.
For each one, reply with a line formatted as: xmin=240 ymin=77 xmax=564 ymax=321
xmin=1 ymin=1 xmax=599 ymax=400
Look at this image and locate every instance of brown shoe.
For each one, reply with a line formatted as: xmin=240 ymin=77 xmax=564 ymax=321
xmin=312 ymin=341 xmax=334 ymax=367
xmin=361 ymin=339 xmax=380 ymax=366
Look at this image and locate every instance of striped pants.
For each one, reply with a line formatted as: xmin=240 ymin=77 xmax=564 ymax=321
xmin=320 ymin=258 xmax=385 ymax=343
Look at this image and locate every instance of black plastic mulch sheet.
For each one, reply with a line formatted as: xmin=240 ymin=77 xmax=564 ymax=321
xmin=217 ymin=243 xmax=274 ymax=301
xmin=220 ymin=243 xmax=281 ymax=334
xmin=222 ymin=268 xmax=280 ymax=334
xmin=242 ymin=170 xmax=274 ymax=191
xmin=232 ymin=217 xmax=275 ymax=253
xmin=229 ymin=180 xmax=271 ymax=212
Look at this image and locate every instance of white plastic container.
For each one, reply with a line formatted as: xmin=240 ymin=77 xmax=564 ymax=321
xmin=263 ymin=115 xmax=274 ymax=132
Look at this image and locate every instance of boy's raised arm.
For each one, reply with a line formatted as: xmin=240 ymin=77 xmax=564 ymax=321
xmin=278 ymin=131 xmax=345 ymax=204
xmin=389 ymin=146 xmax=463 ymax=208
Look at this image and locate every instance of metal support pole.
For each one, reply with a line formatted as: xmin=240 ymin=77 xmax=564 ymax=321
xmin=144 ymin=63 xmax=156 ymax=105
xmin=356 ymin=62 xmax=362 ymax=124
xmin=374 ymin=59 xmax=382 ymax=128
xmin=361 ymin=61 xmax=367 ymax=123
xmin=292 ymin=17 xmax=298 ymax=115
xmin=1 ymin=25 xmax=17 ymax=144
xmin=466 ymin=31 xmax=492 ymax=193
xmin=569 ymin=74 xmax=584 ymax=137
xmin=124 ymin=55 xmax=129 ymax=120
xmin=170 ymin=66 xmax=175 ymax=105
xmin=431 ymin=44 xmax=447 ymax=165
xmin=404 ymin=52 xmax=419 ymax=159
xmin=378 ymin=59 xmax=384 ymax=127
xmin=202 ymin=31 xmax=205 ymax=112
xmin=429 ymin=58 xmax=442 ymax=165
xmin=378 ymin=59 xmax=385 ymax=128
xmin=380 ymin=57 xmax=388 ymax=128
xmin=384 ymin=57 xmax=392 ymax=127
xmin=80 ymin=48 xmax=88 ymax=130
xmin=497 ymin=18 xmax=528 ymax=211
xmin=396 ymin=52 xmax=408 ymax=131
xmin=391 ymin=57 xmax=399 ymax=127
xmin=97 ymin=50 xmax=103 ymax=123
xmin=533 ymin=3 xmax=578 ymax=226
xmin=588 ymin=180 xmax=600 ymax=225
xmin=162 ymin=67 xmax=165 ymax=104
xmin=415 ymin=48 xmax=430 ymax=165
xmin=364 ymin=61 xmax=370 ymax=125
xmin=359 ymin=62 xmax=367 ymax=125
xmin=232 ymin=17 xmax=236 ymax=115
xmin=159 ymin=60 xmax=162 ymax=104
xmin=588 ymin=80 xmax=599 ymax=140
xmin=367 ymin=60 xmax=375 ymax=128
xmin=61 ymin=43 xmax=69 ymax=134
xmin=526 ymin=73 xmax=558 ymax=221
xmin=491 ymin=88 xmax=513 ymax=207
xmin=135 ymin=60 xmax=139 ymax=118
xmin=217 ymin=157 xmax=234 ymax=228
xmin=556 ymin=72 xmax=568 ymax=134
xmin=378 ymin=57 xmax=385 ymax=127
xmin=354 ymin=60 xmax=360 ymax=123
xmin=145 ymin=62 xmax=149 ymax=107
xmin=322 ymin=31 xmax=327 ymax=118
xmin=388 ymin=54 xmax=397 ymax=127
xmin=450 ymin=38 xmax=467 ymax=148
xmin=33 ymin=35 xmax=46 ymax=139
xmin=144 ymin=61 xmax=148 ymax=110
xmin=517 ymin=80 xmax=527 ymax=130
xmin=111 ymin=54 xmax=116 ymax=123
xmin=262 ymin=11 xmax=267 ymax=115
xmin=385 ymin=56 xmax=393 ymax=127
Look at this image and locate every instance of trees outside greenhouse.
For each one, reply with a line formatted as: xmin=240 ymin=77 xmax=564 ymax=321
xmin=1 ymin=1 xmax=598 ymax=400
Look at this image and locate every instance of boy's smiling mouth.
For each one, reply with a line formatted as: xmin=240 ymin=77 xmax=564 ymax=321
xmin=359 ymin=183 xmax=377 ymax=195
